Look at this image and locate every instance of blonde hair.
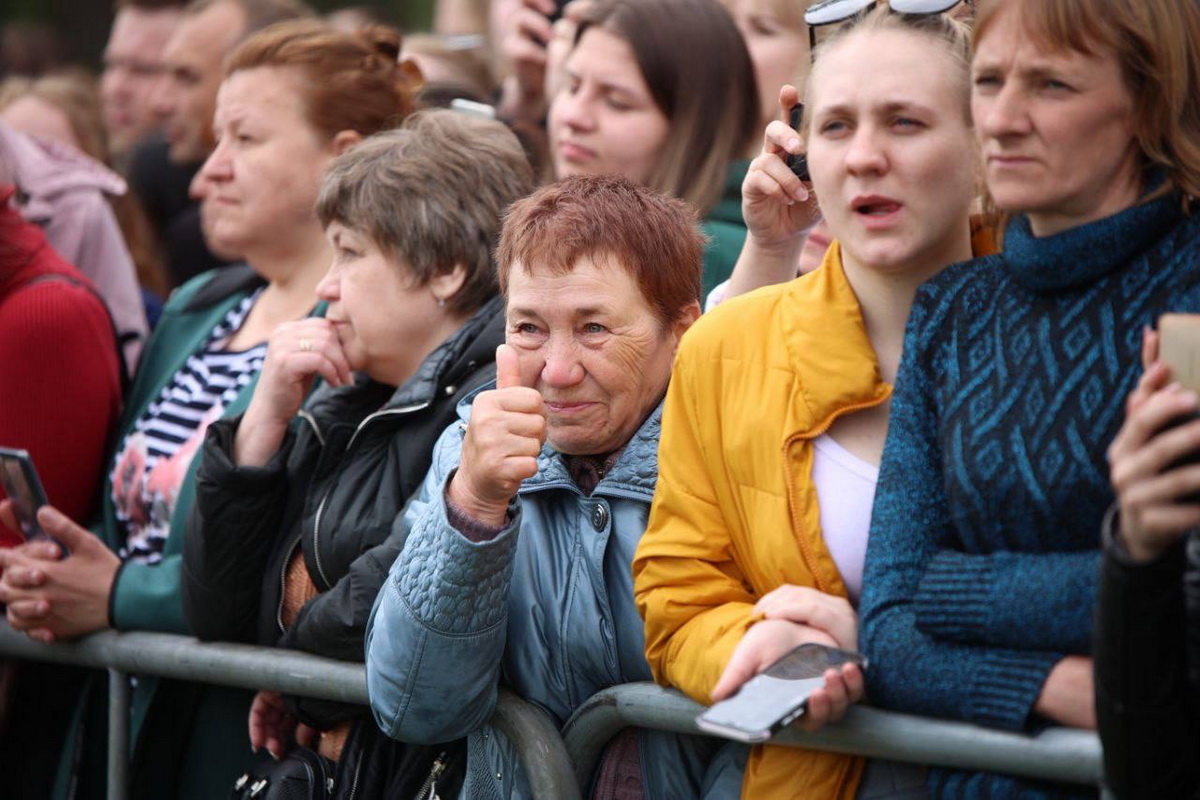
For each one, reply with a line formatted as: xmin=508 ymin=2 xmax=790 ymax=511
xmin=802 ymin=6 xmax=974 ymax=135
xmin=974 ymin=0 xmax=1200 ymax=203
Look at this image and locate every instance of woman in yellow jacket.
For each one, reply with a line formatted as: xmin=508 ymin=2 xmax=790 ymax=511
xmin=633 ymin=8 xmax=991 ymax=800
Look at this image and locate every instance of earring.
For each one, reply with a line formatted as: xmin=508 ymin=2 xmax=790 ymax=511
xmin=437 ymin=297 xmax=446 ymax=308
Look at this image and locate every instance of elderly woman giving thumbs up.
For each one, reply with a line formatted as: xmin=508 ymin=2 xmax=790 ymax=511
xmin=365 ymin=175 xmax=744 ymax=800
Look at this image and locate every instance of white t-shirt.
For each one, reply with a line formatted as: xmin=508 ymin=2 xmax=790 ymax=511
xmin=811 ymin=433 xmax=879 ymax=605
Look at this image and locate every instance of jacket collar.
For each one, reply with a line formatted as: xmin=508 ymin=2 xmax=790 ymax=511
xmin=305 ymin=295 xmax=505 ymax=422
xmin=523 ymin=402 xmax=663 ymax=498
xmin=0 ymin=124 xmax=126 ymax=223
xmin=780 ymin=241 xmax=891 ymax=438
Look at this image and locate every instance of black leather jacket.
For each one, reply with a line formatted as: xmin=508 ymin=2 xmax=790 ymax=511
xmin=1095 ymin=515 xmax=1200 ymax=799
xmin=182 ymin=296 xmax=504 ymax=715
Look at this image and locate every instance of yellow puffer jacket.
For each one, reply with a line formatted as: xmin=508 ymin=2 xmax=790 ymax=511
xmin=633 ymin=242 xmax=887 ymax=800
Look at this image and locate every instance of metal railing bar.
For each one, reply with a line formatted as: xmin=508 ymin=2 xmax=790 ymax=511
xmin=107 ymin=669 xmax=129 ymax=800
xmin=561 ymin=683 xmax=1104 ymax=790
xmin=0 ymin=626 xmax=583 ymax=800
xmin=493 ymin=689 xmax=583 ymax=800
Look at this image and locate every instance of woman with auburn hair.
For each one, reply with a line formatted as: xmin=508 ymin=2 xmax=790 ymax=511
xmin=366 ymin=175 xmax=752 ymax=799
xmin=546 ymin=0 xmax=759 ymax=295
xmin=0 ymin=19 xmax=418 ymax=800
xmin=854 ymin=0 xmax=1200 ymax=796
xmin=634 ymin=7 xmax=984 ymax=799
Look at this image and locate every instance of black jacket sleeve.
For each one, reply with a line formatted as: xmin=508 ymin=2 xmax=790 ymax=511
xmin=182 ymin=416 xmax=296 ymax=643
xmin=1095 ymin=521 xmax=1199 ymax=799
xmin=278 ymin=508 xmax=414 ymax=727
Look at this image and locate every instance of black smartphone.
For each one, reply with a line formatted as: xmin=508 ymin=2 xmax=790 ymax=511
xmin=786 ymin=103 xmax=811 ymax=182
xmin=695 ymin=642 xmax=866 ymax=743
xmin=0 ymin=447 xmax=54 ymax=544
xmin=546 ymin=0 xmax=570 ymax=23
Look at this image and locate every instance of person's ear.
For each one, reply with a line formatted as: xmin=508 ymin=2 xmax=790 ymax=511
xmin=330 ymin=129 xmax=363 ymax=156
xmin=429 ymin=262 xmax=469 ymax=309
xmin=669 ymin=301 xmax=702 ymax=349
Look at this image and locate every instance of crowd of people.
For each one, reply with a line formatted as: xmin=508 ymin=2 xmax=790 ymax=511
xmin=0 ymin=0 xmax=1198 ymax=798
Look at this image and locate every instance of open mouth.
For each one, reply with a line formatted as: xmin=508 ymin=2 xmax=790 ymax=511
xmin=853 ymin=197 xmax=902 ymax=217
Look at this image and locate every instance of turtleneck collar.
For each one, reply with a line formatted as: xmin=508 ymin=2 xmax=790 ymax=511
xmin=1003 ymin=191 xmax=1185 ymax=294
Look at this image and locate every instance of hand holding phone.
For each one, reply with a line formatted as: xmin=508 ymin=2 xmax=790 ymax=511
xmin=1154 ymin=314 xmax=1200 ymax=496
xmin=786 ymin=103 xmax=811 ymax=182
xmin=0 ymin=447 xmax=54 ymax=545
xmin=697 ymin=642 xmax=867 ymax=743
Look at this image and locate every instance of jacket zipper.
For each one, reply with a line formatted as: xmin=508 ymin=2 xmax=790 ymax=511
xmin=781 ymin=391 xmax=890 ymax=595
xmin=276 ymin=534 xmax=303 ymax=634
xmin=346 ymin=737 xmax=366 ymax=800
xmin=414 ymin=752 xmax=447 ymax=800
xmin=310 ymin=402 xmax=430 ymax=590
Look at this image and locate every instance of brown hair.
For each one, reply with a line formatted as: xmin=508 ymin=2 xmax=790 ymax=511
xmin=316 ymin=109 xmax=535 ymax=315
xmin=973 ymin=0 xmax=1200 ymax=201
xmin=224 ymin=19 xmax=418 ymax=143
xmin=497 ymin=175 xmax=705 ymax=326
xmin=572 ymin=0 xmax=759 ymax=215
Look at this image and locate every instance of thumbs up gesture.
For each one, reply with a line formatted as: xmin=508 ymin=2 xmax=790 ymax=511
xmin=447 ymin=344 xmax=548 ymax=526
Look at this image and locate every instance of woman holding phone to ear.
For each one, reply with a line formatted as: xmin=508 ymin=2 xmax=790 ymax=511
xmin=857 ymin=0 xmax=1200 ymax=796
xmin=633 ymin=8 xmax=988 ymax=800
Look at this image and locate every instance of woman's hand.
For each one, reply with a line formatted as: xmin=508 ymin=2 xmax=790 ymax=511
xmin=235 ymin=318 xmax=351 ymax=468
xmin=742 ymin=85 xmax=816 ymax=254
xmin=0 ymin=502 xmax=119 ymax=642
xmin=1108 ymin=328 xmax=1200 ymax=562
xmin=248 ymin=690 xmax=317 ymax=760
xmin=497 ymin=0 xmax=557 ymax=123
xmin=711 ymin=618 xmax=864 ymax=732
xmin=1034 ymin=656 xmax=1096 ymax=730
xmin=448 ymin=345 xmax=546 ymax=526
xmin=753 ymin=583 xmax=858 ymax=650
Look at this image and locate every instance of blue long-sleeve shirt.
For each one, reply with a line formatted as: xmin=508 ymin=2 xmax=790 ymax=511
xmin=860 ymin=192 xmax=1200 ymax=799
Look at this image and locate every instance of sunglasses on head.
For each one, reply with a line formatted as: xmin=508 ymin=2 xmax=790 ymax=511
xmin=804 ymin=0 xmax=969 ymax=48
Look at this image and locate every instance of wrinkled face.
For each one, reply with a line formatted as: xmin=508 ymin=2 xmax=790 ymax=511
xmin=548 ymin=28 xmax=671 ymax=186
xmin=505 ymin=254 xmax=697 ymax=456
xmin=1 ymin=96 xmax=81 ymax=152
xmin=319 ymin=223 xmax=446 ymax=385
xmin=725 ymin=0 xmax=810 ymax=126
xmin=100 ymin=6 xmax=180 ymax=155
xmin=153 ymin=1 xmax=244 ymax=164
xmin=806 ymin=28 xmax=976 ymax=277
xmin=972 ymin=6 xmax=1140 ymax=236
xmin=196 ymin=67 xmax=335 ymax=259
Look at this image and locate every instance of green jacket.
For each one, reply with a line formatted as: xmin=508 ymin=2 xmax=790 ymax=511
xmin=58 ymin=265 xmax=319 ymax=800
xmin=699 ymin=160 xmax=749 ymax=298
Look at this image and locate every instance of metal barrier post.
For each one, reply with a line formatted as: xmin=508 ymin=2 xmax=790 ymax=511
xmin=493 ymin=689 xmax=582 ymax=800
xmin=107 ymin=669 xmax=130 ymax=800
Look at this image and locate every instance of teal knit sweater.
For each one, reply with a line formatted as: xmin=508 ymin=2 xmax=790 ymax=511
xmin=861 ymin=192 xmax=1200 ymax=798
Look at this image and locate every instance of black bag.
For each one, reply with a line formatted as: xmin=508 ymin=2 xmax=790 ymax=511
xmin=229 ymin=747 xmax=336 ymax=800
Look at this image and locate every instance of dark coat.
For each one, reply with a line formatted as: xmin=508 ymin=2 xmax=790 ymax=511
xmin=1095 ymin=521 xmax=1200 ymax=799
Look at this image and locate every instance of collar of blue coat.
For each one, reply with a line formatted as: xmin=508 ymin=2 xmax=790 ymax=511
xmin=454 ymin=388 xmax=664 ymax=499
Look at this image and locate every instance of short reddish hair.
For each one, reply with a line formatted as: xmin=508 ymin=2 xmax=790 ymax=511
xmin=496 ymin=175 xmax=704 ymax=326
xmin=224 ymin=19 xmax=417 ymax=142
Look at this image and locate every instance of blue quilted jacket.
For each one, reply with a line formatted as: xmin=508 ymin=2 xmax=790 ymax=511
xmin=365 ymin=389 xmax=744 ymax=799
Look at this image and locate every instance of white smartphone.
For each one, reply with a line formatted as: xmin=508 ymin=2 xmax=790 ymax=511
xmin=695 ymin=642 xmax=867 ymax=743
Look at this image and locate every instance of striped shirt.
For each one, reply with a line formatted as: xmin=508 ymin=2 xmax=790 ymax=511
xmin=111 ymin=290 xmax=266 ymax=564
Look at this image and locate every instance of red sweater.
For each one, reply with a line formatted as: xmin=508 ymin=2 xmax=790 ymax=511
xmin=0 ymin=191 xmax=123 ymax=547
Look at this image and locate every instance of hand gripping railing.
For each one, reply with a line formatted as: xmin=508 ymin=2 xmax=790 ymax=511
xmin=0 ymin=625 xmax=1110 ymax=799
xmin=0 ymin=624 xmax=579 ymax=800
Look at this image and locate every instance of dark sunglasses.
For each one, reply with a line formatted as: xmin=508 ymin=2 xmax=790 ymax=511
xmin=804 ymin=0 xmax=969 ymax=49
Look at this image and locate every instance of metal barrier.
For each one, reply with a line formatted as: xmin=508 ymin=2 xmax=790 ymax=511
xmin=0 ymin=624 xmax=580 ymax=800
xmin=562 ymin=683 xmax=1107 ymax=791
xmin=0 ymin=625 xmax=1110 ymax=799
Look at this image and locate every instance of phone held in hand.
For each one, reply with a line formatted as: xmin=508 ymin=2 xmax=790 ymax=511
xmin=0 ymin=447 xmax=59 ymax=549
xmin=1157 ymin=314 xmax=1200 ymax=498
xmin=546 ymin=0 xmax=570 ymax=23
xmin=695 ymin=642 xmax=867 ymax=744
xmin=786 ymin=103 xmax=811 ymax=183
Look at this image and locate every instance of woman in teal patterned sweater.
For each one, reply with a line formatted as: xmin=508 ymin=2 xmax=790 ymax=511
xmin=859 ymin=0 xmax=1200 ymax=798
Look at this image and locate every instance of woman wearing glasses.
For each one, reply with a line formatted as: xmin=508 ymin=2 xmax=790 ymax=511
xmin=860 ymin=0 xmax=1200 ymax=796
xmin=634 ymin=7 xmax=984 ymax=799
